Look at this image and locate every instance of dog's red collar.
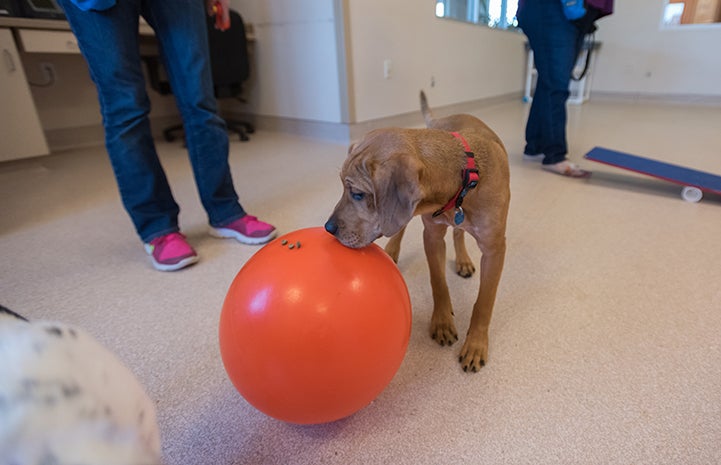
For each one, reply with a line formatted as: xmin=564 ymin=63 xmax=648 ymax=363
xmin=432 ymin=132 xmax=479 ymax=224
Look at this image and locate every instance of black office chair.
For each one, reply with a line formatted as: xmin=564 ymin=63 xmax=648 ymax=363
xmin=145 ymin=10 xmax=255 ymax=143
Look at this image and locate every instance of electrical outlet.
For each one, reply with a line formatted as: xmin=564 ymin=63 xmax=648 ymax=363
xmin=430 ymin=75 xmax=436 ymax=88
xmin=383 ymin=59 xmax=392 ymax=79
xmin=39 ymin=62 xmax=56 ymax=85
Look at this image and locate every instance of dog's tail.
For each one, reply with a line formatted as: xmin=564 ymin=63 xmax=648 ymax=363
xmin=419 ymin=90 xmax=433 ymax=127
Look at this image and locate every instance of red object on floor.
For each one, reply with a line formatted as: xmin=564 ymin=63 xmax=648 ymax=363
xmin=219 ymin=227 xmax=412 ymax=424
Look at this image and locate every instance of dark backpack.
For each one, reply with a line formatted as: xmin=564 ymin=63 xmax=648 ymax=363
xmin=573 ymin=0 xmax=614 ymax=35
xmin=569 ymin=0 xmax=613 ymax=80
xmin=587 ymin=0 xmax=614 ymax=16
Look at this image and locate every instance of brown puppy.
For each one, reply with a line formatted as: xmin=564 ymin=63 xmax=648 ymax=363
xmin=325 ymin=92 xmax=510 ymax=372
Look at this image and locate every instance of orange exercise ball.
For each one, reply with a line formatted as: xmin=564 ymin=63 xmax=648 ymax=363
xmin=219 ymin=227 xmax=412 ymax=425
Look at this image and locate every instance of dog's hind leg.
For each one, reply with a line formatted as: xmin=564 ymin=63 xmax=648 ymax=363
xmin=452 ymin=228 xmax=475 ymax=278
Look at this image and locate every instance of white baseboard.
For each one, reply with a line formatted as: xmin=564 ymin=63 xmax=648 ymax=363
xmin=46 ymin=94 xmax=521 ymax=151
xmin=592 ymin=91 xmax=721 ymax=107
xmin=347 ymin=92 xmax=521 ymax=141
xmin=227 ymin=113 xmax=351 ymax=144
xmin=226 ymin=92 xmax=521 ymax=145
xmin=41 ymin=91 xmax=721 ymax=152
xmin=46 ymin=115 xmax=183 ymax=153
xmin=45 ymin=125 xmax=105 ymax=153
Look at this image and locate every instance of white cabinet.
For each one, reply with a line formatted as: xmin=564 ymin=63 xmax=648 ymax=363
xmin=523 ymin=42 xmax=600 ymax=106
xmin=17 ymin=29 xmax=80 ymax=54
xmin=0 ymin=27 xmax=49 ymax=161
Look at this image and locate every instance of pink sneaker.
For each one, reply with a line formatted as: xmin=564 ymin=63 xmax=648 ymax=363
xmin=143 ymin=232 xmax=199 ymax=271
xmin=210 ymin=215 xmax=277 ymax=245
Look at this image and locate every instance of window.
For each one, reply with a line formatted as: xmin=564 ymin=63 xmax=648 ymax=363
xmin=435 ymin=0 xmax=519 ymax=30
xmin=663 ymin=0 xmax=721 ymax=26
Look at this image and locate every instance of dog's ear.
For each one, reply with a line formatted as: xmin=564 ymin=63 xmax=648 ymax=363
xmin=372 ymin=155 xmax=422 ymax=237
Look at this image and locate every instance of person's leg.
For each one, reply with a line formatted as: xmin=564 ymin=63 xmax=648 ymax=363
xmin=143 ymin=0 xmax=276 ymax=243
xmin=538 ymin=28 xmax=578 ymax=166
xmin=524 ymin=60 xmax=550 ymax=157
xmin=518 ymin=5 xmax=550 ymax=159
xmin=517 ymin=0 xmax=580 ymax=165
xmin=141 ymin=0 xmax=245 ymax=227
xmin=57 ymin=0 xmax=182 ymax=243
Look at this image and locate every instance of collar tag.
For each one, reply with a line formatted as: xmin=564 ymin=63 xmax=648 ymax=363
xmin=454 ymin=207 xmax=465 ymax=225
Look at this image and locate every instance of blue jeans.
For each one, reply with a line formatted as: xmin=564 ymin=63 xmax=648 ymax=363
xmin=58 ymin=0 xmax=245 ymax=242
xmin=517 ymin=0 xmax=582 ymax=165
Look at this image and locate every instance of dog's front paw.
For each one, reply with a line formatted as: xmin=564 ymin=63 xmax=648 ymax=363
xmin=430 ymin=313 xmax=458 ymax=346
xmin=384 ymin=243 xmax=401 ymax=263
xmin=458 ymin=335 xmax=488 ymax=373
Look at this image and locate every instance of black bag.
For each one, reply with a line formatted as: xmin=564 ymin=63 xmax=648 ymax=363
xmin=572 ymin=0 xmax=614 ymax=34
xmin=570 ymin=0 xmax=614 ymax=80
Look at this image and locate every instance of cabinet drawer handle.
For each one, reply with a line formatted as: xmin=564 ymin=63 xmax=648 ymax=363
xmin=2 ymin=48 xmax=16 ymax=72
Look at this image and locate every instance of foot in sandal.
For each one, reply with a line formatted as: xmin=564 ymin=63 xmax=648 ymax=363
xmin=542 ymin=160 xmax=591 ymax=178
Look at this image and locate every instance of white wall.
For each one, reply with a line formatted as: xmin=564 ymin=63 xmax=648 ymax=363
xmin=235 ymin=0 xmax=721 ymax=126
xmin=232 ymin=0 xmax=526 ymax=125
xmin=233 ymin=0 xmax=343 ymax=123
xmin=592 ymin=0 xmax=721 ymax=97
xmin=345 ymin=0 xmax=526 ymax=123
xmin=28 ymin=0 xmax=721 ymax=142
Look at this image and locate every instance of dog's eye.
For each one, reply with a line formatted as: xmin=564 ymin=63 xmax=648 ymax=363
xmin=350 ymin=191 xmax=365 ymax=201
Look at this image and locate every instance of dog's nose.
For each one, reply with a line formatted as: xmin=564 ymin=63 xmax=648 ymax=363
xmin=324 ymin=218 xmax=338 ymax=235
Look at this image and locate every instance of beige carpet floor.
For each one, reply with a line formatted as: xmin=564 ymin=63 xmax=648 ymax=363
xmin=1 ymin=99 xmax=720 ymax=465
